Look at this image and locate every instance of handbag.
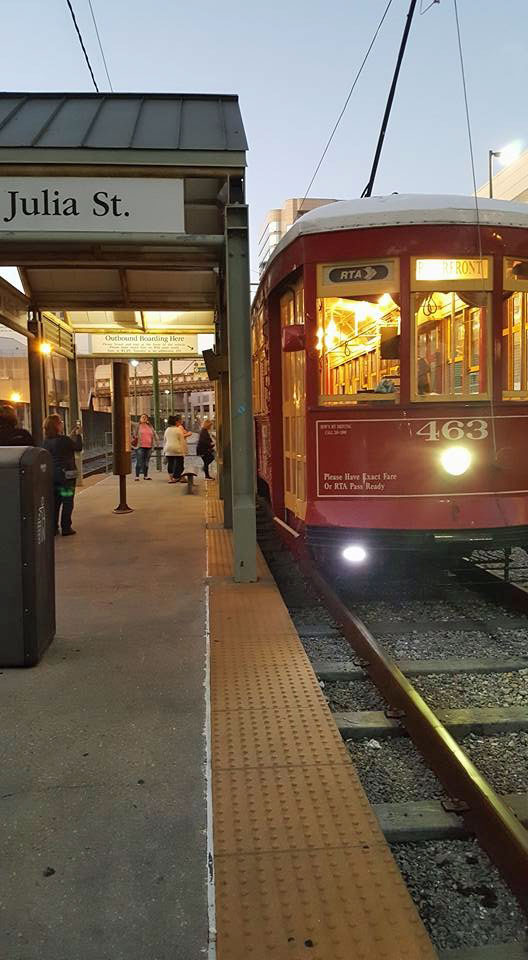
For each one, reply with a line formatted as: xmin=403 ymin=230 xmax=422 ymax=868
xmin=131 ymin=434 xmax=138 ymax=448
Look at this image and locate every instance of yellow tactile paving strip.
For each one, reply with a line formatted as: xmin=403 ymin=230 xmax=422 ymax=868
xmin=208 ymin=526 xmax=270 ymax=580
xmin=206 ymin=488 xmax=437 ymax=960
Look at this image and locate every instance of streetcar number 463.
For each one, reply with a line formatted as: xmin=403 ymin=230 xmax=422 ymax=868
xmin=415 ymin=419 xmax=488 ymax=441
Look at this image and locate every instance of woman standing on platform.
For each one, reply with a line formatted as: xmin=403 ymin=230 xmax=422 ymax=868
xmin=133 ymin=414 xmax=157 ymax=480
xmin=163 ymin=414 xmax=191 ymax=483
xmin=196 ymin=419 xmax=215 ymax=479
xmin=42 ymin=414 xmax=82 ymax=536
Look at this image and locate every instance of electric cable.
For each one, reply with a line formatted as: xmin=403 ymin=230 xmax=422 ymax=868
xmin=299 ymin=0 xmax=394 ymax=212
xmin=453 ymin=0 xmax=499 ymax=468
xmin=65 ymin=0 xmax=100 ymax=91
xmin=87 ymin=0 xmax=114 ymax=91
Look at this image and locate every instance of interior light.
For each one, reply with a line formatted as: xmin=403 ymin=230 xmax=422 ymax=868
xmin=130 ymin=359 xmax=139 ymax=367
xmin=342 ymin=544 xmax=367 ymax=563
xmin=10 ymin=391 xmax=21 ymax=403
xmin=378 ymin=293 xmax=393 ymax=307
xmin=164 ymin=389 xmax=170 ymax=395
xmin=324 ymin=318 xmax=339 ymax=350
xmin=440 ymin=446 xmax=472 ymax=476
xmin=39 ymin=341 xmax=52 ymax=355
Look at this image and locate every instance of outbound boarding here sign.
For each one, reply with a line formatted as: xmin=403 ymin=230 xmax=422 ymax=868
xmin=0 ymin=178 xmax=185 ymax=234
xmin=90 ymin=333 xmax=198 ymax=356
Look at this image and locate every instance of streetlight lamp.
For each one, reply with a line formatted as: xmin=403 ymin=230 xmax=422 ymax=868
xmin=488 ymin=141 xmax=522 ymax=198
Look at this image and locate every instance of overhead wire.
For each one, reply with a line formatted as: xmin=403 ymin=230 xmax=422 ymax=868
xmin=299 ymin=0 xmax=394 ymax=212
xmin=65 ymin=0 xmax=100 ymax=91
xmin=87 ymin=0 xmax=114 ymax=91
xmin=452 ymin=0 xmax=499 ymax=465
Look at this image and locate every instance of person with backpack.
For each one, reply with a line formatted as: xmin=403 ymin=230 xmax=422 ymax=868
xmin=42 ymin=414 xmax=82 ymax=536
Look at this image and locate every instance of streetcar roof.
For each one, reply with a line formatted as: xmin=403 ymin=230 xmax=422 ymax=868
xmin=269 ymin=193 xmax=528 ymax=264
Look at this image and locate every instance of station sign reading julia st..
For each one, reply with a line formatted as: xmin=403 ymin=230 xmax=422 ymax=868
xmin=0 ymin=178 xmax=185 ymax=234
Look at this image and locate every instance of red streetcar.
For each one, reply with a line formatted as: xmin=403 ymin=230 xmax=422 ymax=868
xmin=252 ymin=195 xmax=528 ymax=567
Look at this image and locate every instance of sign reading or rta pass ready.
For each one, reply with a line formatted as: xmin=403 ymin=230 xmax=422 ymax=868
xmin=0 ymin=178 xmax=185 ymax=234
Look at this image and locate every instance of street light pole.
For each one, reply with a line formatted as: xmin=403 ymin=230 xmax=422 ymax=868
xmin=489 ymin=149 xmax=500 ymax=199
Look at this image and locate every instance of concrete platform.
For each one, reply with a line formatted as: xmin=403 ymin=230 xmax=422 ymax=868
xmin=0 ymin=470 xmax=208 ymax=960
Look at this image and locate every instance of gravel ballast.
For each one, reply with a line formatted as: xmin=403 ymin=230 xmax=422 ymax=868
xmin=391 ymin=839 xmax=528 ymax=951
xmin=323 ymin=678 xmax=384 ymax=711
xmin=413 ymin=670 xmax=528 ymax=709
xmin=346 ymin=738 xmax=445 ymax=803
xmin=459 ymin=732 xmax=528 ymax=794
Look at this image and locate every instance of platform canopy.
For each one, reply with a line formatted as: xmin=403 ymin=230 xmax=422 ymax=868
xmin=0 ymin=91 xmax=256 ymax=581
xmin=0 ymin=92 xmax=247 ymax=331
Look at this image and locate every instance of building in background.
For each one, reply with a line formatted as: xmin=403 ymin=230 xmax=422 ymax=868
xmin=258 ymin=197 xmax=337 ymax=275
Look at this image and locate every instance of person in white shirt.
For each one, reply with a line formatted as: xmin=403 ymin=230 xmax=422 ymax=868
xmin=163 ymin=414 xmax=192 ymax=483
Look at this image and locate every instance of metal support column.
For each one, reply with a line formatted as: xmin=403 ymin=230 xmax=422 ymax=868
xmin=68 ymin=350 xmax=83 ymax=485
xmin=169 ymin=359 xmax=174 ymax=414
xmin=225 ymin=203 xmax=256 ymax=581
xmin=219 ymin=368 xmax=232 ymax=527
xmin=27 ymin=313 xmax=47 ymax=445
xmin=152 ymin=358 xmax=161 ymax=470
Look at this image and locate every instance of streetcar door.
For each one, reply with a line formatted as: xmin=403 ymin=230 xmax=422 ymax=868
xmin=281 ymin=286 xmax=306 ymax=519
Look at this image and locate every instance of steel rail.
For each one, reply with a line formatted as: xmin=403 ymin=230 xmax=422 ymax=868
xmin=270 ymin=520 xmax=528 ymax=912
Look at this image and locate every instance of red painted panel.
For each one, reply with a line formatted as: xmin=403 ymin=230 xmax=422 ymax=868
xmin=309 ymin=410 xmax=528 ymax=530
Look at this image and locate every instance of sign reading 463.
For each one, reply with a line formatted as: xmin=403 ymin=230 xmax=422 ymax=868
xmin=415 ymin=419 xmax=488 ymax=441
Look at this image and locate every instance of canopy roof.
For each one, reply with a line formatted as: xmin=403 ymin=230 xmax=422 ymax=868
xmin=0 ymin=93 xmax=247 ymax=157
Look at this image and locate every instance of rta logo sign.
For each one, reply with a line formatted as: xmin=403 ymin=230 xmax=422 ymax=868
xmin=329 ymin=264 xmax=389 ymax=283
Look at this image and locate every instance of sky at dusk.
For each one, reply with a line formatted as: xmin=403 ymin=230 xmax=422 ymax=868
xmin=2 ymin=0 xmax=527 ymax=278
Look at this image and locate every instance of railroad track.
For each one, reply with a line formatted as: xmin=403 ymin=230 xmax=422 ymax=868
xmin=257 ymin=504 xmax=528 ymax=957
xmin=82 ymin=451 xmax=111 ymax=477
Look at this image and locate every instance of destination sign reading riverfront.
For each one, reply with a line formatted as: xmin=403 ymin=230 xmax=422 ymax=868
xmin=0 ymin=178 xmax=185 ymax=234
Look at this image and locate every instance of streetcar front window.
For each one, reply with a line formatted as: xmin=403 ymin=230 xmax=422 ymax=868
xmin=317 ymin=294 xmax=400 ymax=404
xmin=413 ymin=291 xmax=488 ymax=401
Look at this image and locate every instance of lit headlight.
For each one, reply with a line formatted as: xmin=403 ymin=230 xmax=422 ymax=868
xmin=440 ymin=446 xmax=472 ymax=476
xmin=342 ymin=544 xmax=367 ymax=563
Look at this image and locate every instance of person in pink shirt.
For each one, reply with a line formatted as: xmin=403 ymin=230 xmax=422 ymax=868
xmin=133 ymin=414 xmax=157 ymax=480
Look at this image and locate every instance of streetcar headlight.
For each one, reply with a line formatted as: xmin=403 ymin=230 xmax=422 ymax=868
xmin=342 ymin=544 xmax=367 ymax=563
xmin=440 ymin=446 xmax=472 ymax=476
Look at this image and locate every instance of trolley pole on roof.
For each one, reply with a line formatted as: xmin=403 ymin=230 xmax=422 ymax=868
xmin=361 ymin=0 xmax=419 ymax=198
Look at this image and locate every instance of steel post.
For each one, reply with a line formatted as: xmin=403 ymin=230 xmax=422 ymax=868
xmin=68 ymin=351 xmax=83 ymax=486
xmin=27 ymin=313 xmax=47 ymax=445
xmin=225 ymin=203 xmax=256 ymax=581
xmin=219 ymin=370 xmax=232 ymax=527
xmin=152 ymin=358 xmax=161 ymax=470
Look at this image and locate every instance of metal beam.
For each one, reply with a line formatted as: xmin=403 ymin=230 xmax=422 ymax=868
xmin=225 ymin=203 xmax=256 ymax=581
xmin=119 ymin=269 xmax=130 ymax=306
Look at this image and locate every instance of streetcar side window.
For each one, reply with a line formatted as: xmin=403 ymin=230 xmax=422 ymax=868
xmin=502 ymin=292 xmax=528 ymax=399
xmin=252 ymin=306 xmax=268 ymax=415
xmin=317 ymin=294 xmax=400 ymax=404
xmin=413 ymin=292 xmax=488 ymax=401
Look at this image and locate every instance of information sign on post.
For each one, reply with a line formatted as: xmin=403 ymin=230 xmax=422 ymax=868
xmin=111 ymin=361 xmax=132 ymax=514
